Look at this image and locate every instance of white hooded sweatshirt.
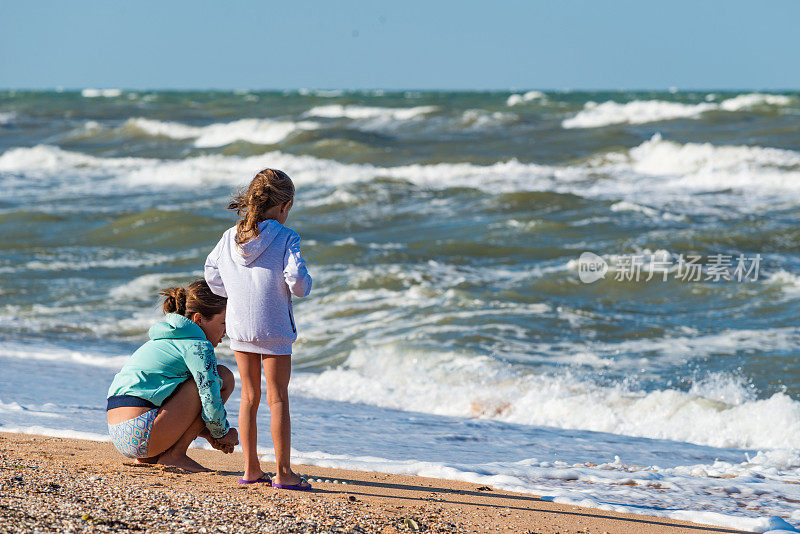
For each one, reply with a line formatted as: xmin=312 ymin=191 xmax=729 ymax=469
xmin=204 ymin=219 xmax=312 ymax=355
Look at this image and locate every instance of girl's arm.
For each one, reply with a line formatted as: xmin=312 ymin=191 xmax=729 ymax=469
xmin=283 ymin=234 xmax=312 ymax=297
xmin=204 ymin=238 xmax=227 ymax=298
xmin=185 ymin=341 xmax=231 ymax=439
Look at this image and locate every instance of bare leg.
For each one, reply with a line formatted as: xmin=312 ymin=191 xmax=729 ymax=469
xmin=158 ymin=416 xmax=210 ymax=473
xmin=147 ymin=365 xmax=234 ymax=473
xmin=235 ymin=351 xmax=266 ymax=481
xmin=263 ymin=355 xmax=306 ymax=487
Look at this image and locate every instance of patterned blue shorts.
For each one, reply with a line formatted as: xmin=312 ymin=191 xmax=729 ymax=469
xmin=108 ymin=408 xmax=158 ymax=458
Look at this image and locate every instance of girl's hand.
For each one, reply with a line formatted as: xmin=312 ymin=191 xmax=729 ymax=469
xmin=218 ymin=428 xmax=240 ymax=453
xmin=209 ymin=428 xmax=239 ymax=454
xmin=206 ymin=436 xmax=232 ymax=454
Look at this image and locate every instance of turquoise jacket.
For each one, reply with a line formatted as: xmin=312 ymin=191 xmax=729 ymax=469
xmin=107 ymin=313 xmax=230 ymax=438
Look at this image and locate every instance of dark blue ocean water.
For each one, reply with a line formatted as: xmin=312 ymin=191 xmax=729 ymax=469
xmin=1 ymin=89 xmax=799 ymax=527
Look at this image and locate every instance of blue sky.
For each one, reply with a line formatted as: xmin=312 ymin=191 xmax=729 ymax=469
xmin=2 ymin=0 xmax=797 ymax=90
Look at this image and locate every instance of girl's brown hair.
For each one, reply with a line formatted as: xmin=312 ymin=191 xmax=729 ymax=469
xmin=228 ymin=168 xmax=295 ymax=245
xmin=160 ymin=279 xmax=226 ymax=319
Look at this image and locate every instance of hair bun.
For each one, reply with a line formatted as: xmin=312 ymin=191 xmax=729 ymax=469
xmin=160 ymin=286 xmax=187 ymax=316
xmin=157 ymin=280 xmax=226 ymax=322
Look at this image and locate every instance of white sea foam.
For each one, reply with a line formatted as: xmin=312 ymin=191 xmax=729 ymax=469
xmin=303 ymin=104 xmax=441 ymax=133
xmin=0 ymin=111 xmax=16 ymax=125
xmin=298 ymin=104 xmax=439 ymax=132
xmin=563 ymin=100 xmax=716 ymax=128
xmin=23 ymin=249 xmax=175 ymax=272
xmin=563 ymin=93 xmax=795 ymax=128
xmin=627 ymin=133 xmax=800 ymax=176
xmin=298 ymin=89 xmax=345 ymax=98
xmin=81 ymin=88 xmax=122 ymax=98
xmin=0 ymin=343 xmax=129 ymax=369
xmin=304 ymin=104 xmax=438 ymax=121
xmin=0 ymin=426 xmax=111 ymax=442
xmin=579 ymin=134 xmax=800 ymax=210
xmin=0 ymin=400 xmax=62 ymax=418
xmin=0 ymin=144 xmax=115 ymax=172
xmin=0 ymin=144 xmax=571 ymax=193
xmin=460 ymin=109 xmax=518 ymax=129
xmin=280 ymin=449 xmax=799 ymax=532
xmin=123 ymin=118 xmax=198 ymax=139
xmin=764 ymin=270 xmax=800 ymax=299
xmin=719 ymin=93 xmax=795 ymax=111
xmin=609 ymin=201 xmax=686 ymax=220
xmin=290 ymin=260 xmax=797 ymax=418
xmin=537 ymin=325 xmax=798 ymax=373
xmin=108 ymin=272 xmax=197 ymax=301
xmin=506 ymin=90 xmax=545 ymax=106
xmin=3 ymin=398 xmax=798 ymax=530
xmin=3 ymin=134 xmax=800 ymax=214
xmin=290 ymin=337 xmax=800 ymax=450
xmin=123 ymin=117 xmax=317 ymax=147
xmin=1 ymin=340 xmax=799 ymax=529
xmin=292 ymin=262 xmax=799 ymax=448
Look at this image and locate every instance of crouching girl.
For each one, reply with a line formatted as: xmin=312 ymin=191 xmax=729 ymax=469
xmin=106 ymin=280 xmax=239 ymax=472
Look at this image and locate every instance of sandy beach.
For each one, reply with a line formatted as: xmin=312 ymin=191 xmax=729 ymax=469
xmin=0 ymin=432 xmax=748 ymax=533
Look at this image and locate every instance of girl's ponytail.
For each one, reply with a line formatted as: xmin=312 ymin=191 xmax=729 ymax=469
xmin=229 ymin=168 xmax=294 ymax=245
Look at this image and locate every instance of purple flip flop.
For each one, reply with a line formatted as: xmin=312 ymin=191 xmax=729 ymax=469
xmin=238 ymin=474 xmax=272 ymax=485
xmin=271 ymin=477 xmax=312 ymax=491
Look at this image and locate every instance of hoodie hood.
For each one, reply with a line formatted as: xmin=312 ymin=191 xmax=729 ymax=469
xmin=233 ymin=219 xmax=282 ymax=266
xmin=149 ymin=313 xmax=207 ymax=341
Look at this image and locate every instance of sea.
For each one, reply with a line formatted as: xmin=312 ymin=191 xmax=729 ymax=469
xmin=1 ymin=88 xmax=799 ymax=532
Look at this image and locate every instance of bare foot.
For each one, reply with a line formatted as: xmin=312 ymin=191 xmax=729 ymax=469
xmin=157 ymin=453 xmax=210 ymax=473
xmin=133 ymin=455 xmax=160 ymax=465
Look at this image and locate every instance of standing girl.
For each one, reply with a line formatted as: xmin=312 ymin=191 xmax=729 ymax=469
xmin=205 ymin=168 xmax=313 ymax=489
